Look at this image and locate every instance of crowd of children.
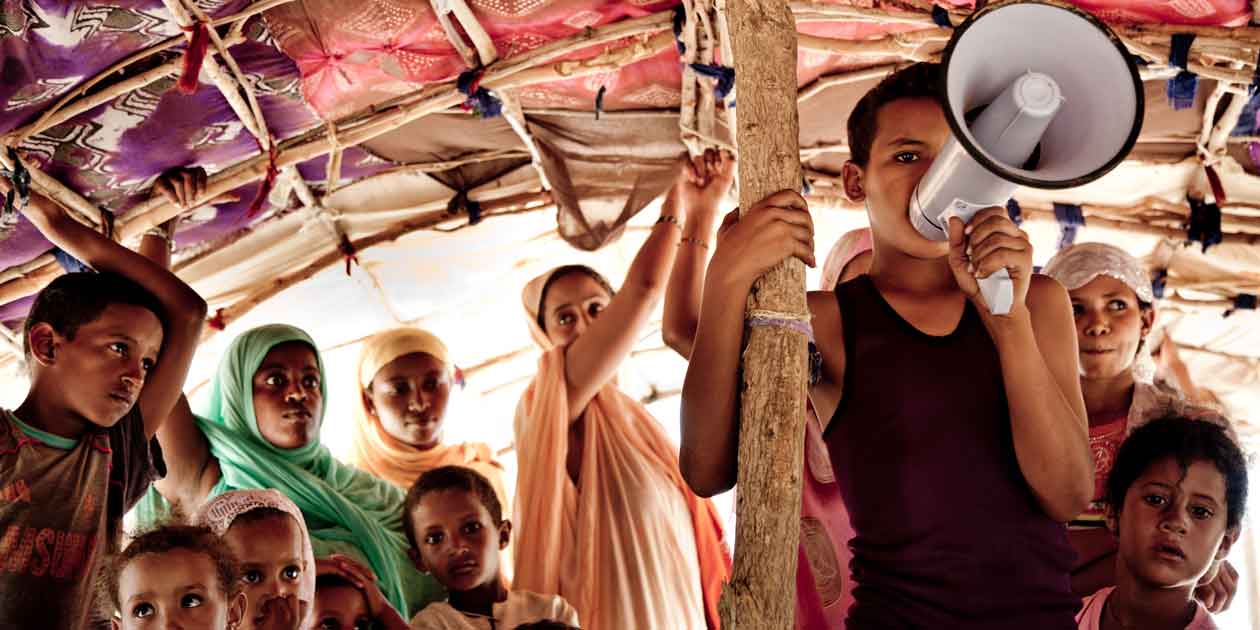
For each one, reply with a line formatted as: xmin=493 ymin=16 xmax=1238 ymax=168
xmin=0 ymin=61 xmax=1252 ymax=630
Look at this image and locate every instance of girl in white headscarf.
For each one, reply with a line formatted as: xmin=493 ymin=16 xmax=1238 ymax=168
xmin=1043 ymin=242 xmax=1238 ymax=610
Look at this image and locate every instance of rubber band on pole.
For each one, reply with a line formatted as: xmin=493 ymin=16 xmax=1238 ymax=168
xmin=747 ymin=309 xmax=813 ymax=339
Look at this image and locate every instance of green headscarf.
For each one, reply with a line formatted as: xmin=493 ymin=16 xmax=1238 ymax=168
xmin=195 ymin=324 xmax=411 ymax=613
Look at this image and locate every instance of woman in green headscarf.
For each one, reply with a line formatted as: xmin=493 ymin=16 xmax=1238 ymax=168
xmin=130 ymin=323 xmax=442 ymax=617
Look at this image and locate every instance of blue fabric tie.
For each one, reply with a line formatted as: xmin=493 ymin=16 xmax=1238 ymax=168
xmin=594 ymin=85 xmax=607 ymax=120
xmin=1225 ymin=293 xmax=1257 ymax=317
xmin=1053 ymin=203 xmax=1084 ymax=250
xmin=1167 ymin=34 xmax=1198 ymax=111
xmin=1186 ymin=196 xmax=1223 ymax=253
xmin=690 ymin=63 xmax=735 ymax=100
xmin=456 ymin=70 xmax=502 ymax=119
xmin=1151 ymin=269 xmax=1168 ymax=300
xmin=672 ymin=5 xmax=686 ymax=55
xmin=1005 ymin=198 xmax=1023 ymax=226
xmin=53 ymin=248 xmax=93 ymax=274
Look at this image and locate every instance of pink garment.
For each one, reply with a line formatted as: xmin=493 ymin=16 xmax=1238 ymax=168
xmin=1071 ymin=0 xmax=1246 ymax=26
xmin=795 ymin=406 xmax=856 ymax=630
xmin=1076 ymin=587 xmax=1218 ymax=629
xmin=795 ymin=229 xmax=871 ymax=629
xmin=266 ymin=0 xmax=1250 ymax=122
xmin=818 ymin=228 xmax=872 ymax=292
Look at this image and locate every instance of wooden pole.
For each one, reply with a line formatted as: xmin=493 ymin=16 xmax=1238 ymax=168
xmin=722 ymin=0 xmax=808 ymax=627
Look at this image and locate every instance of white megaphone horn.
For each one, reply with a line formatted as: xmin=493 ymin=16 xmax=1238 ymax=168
xmin=909 ymin=0 xmax=1144 ymax=314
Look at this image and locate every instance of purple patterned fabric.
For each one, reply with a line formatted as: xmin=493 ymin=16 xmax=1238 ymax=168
xmin=0 ymin=1 xmax=394 ymax=318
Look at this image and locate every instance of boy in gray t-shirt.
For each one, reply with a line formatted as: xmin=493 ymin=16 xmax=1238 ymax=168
xmin=0 ymin=170 xmax=206 ymax=628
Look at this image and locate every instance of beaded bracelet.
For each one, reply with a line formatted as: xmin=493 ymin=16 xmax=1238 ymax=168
xmin=656 ymin=214 xmax=680 ymax=228
xmin=680 ymin=237 xmax=708 ymax=249
xmin=143 ymin=227 xmax=177 ymax=253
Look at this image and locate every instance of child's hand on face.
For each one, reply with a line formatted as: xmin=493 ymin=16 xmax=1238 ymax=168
xmin=254 ymin=594 xmax=306 ymax=630
xmin=315 ymin=555 xmax=394 ymax=616
xmin=315 ymin=555 xmax=377 ymax=589
xmin=709 ymin=190 xmax=815 ymax=291
xmin=947 ymin=207 xmax=1032 ymax=315
xmin=1195 ymin=559 xmax=1238 ymax=613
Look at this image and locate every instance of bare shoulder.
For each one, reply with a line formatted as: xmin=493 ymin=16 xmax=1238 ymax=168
xmin=1026 ymin=274 xmax=1072 ymax=325
xmin=808 ymin=289 xmax=842 ymax=360
xmin=808 ymin=290 xmax=844 ymax=425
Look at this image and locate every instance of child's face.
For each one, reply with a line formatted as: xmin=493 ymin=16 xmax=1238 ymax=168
xmin=38 ymin=303 xmax=162 ymax=429
xmin=409 ymin=488 xmax=509 ymax=593
xmin=542 ymin=272 xmax=611 ymax=348
xmin=224 ymin=513 xmax=307 ymax=629
xmin=1115 ymin=456 xmax=1235 ymax=590
xmin=842 ymin=97 xmax=954 ymax=261
xmin=252 ymin=342 xmax=323 ymax=450
xmin=1068 ymin=276 xmax=1153 ymax=381
xmin=310 ymin=583 xmax=371 ymax=630
xmin=365 ymin=352 xmax=451 ymax=450
xmin=114 ymin=548 xmax=242 ymax=630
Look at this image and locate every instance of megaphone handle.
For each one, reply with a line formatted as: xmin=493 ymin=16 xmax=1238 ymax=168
xmin=978 ymin=268 xmax=1014 ymax=316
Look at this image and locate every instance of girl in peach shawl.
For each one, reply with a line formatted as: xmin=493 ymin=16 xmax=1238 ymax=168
xmin=349 ymin=327 xmax=506 ymax=505
xmin=513 ymin=154 xmax=731 ymax=630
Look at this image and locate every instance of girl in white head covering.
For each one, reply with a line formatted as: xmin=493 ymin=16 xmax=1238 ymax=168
xmin=1043 ymin=242 xmax=1237 ymax=608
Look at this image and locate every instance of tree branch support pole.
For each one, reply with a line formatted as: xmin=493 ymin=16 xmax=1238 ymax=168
xmin=721 ymin=0 xmax=808 ymax=627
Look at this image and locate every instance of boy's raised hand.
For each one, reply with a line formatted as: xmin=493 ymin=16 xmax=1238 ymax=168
xmin=947 ymin=207 xmax=1033 ymax=315
xmin=679 ymin=149 xmax=735 ymax=214
xmin=151 ymin=166 xmax=238 ymax=209
xmin=708 ymin=190 xmax=815 ymax=292
xmin=3 ymin=156 xmax=207 ymax=439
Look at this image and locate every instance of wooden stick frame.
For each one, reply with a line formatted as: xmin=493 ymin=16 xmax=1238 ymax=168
xmin=2 ymin=0 xmax=1260 ymax=355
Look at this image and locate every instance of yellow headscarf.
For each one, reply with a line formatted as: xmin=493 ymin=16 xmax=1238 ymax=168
xmin=349 ymin=327 xmax=507 ymax=505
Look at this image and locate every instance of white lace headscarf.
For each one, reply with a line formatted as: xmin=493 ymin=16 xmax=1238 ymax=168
xmin=196 ymin=489 xmax=317 ymax=625
xmin=1043 ymin=242 xmax=1157 ymax=382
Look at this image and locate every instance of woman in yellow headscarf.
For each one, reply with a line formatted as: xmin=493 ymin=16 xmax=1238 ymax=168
xmin=349 ymin=327 xmax=506 ymax=506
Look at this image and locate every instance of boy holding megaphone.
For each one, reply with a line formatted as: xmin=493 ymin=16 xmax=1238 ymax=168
xmin=679 ymin=3 xmax=1146 ymax=626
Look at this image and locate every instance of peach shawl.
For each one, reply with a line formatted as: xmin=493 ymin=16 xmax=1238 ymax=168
xmin=512 ymin=267 xmax=730 ymax=630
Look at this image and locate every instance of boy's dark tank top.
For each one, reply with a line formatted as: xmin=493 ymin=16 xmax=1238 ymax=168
xmin=824 ymin=275 xmax=1078 ymax=629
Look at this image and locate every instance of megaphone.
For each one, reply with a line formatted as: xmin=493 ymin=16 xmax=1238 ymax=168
xmin=909 ymin=0 xmax=1143 ymax=314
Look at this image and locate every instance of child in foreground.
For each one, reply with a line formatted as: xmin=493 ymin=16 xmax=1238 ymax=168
xmin=1076 ymin=416 xmax=1246 ymax=629
xmin=406 ymin=466 xmax=580 ymax=630
xmin=0 ymin=170 xmax=206 ymax=628
xmin=103 ymin=524 xmax=245 ymax=630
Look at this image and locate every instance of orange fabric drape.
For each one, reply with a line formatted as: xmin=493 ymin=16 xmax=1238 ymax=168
xmin=512 ymin=347 xmax=730 ymax=630
xmin=348 ymin=430 xmax=506 ymax=504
